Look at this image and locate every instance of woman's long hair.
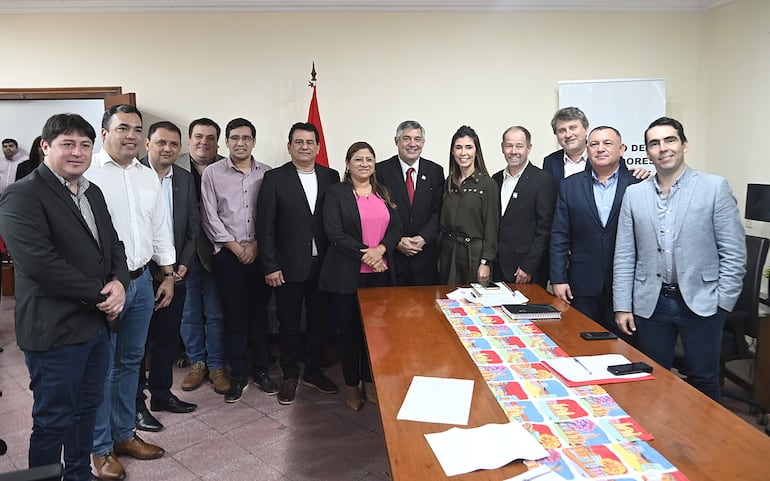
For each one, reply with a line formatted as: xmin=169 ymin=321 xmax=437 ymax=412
xmin=446 ymin=125 xmax=488 ymax=192
xmin=343 ymin=141 xmax=395 ymax=208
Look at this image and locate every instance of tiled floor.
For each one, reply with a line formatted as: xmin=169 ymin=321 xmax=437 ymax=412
xmin=1 ymin=294 xmax=767 ymax=480
xmin=0 ymin=295 xmax=391 ymax=480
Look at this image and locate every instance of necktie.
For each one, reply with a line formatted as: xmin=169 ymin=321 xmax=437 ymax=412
xmin=406 ymin=167 xmax=415 ymax=205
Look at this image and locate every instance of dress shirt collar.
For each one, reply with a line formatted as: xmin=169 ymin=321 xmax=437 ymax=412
xmin=654 ymin=166 xmax=688 ymax=195
xmin=398 ymin=157 xmax=420 ymax=179
xmin=503 ymin=161 xmax=528 ymax=181
xmin=591 ymin=165 xmax=620 ymax=184
xmin=43 ymin=162 xmax=91 ymax=195
xmin=563 ymin=148 xmax=588 ymax=165
xmin=225 ymin=156 xmax=258 ymax=173
xmin=95 ymin=149 xmax=141 ymax=170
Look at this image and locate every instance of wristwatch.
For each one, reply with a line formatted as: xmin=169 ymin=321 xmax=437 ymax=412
xmin=479 ymin=259 xmax=489 ymax=265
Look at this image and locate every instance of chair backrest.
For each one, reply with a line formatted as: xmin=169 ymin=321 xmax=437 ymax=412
xmin=732 ymin=235 xmax=770 ymax=339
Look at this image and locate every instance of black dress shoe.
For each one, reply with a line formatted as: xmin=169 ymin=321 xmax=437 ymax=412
xmin=254 ymin=371 xmax=279 ymax=395
xmin=150 ymin=395 xmax=197 ymax=413
xmin=225 ymin=377 xmax=248 ymax=403
xmin=135 ymin=409 xmax=163 ymax=432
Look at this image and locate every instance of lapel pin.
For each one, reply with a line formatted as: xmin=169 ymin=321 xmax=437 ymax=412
xmin=513 ymin=192 xmax=518 ymax=199
xmin=421 ymin=175 xmax=426 ymax=181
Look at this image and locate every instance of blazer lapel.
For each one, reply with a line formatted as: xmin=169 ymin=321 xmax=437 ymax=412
xmin=580 ymin=172 xmax=603 ymax=228
xmin=40 ymin=169 xmax=101 ymax=250
xmin=671 ymin=169 xmax=698 ymax=240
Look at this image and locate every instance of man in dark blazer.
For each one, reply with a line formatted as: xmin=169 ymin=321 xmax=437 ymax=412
xmin=257 ymin=122 xmax=341 ymax=405
xmin=492 ymin=126 xmax=557 ymax=287
xmin=550 ymin=126 xmax=639 ymax=336
xmin=542 ymin=107 xmax=591 ymax=188
xmin=0 ymin=113 xmax=129 ymax=481
xmin=375 ymin=120 xmax=444 ymax=286
xmin=135 ymin=121 xmax=199 ymax=431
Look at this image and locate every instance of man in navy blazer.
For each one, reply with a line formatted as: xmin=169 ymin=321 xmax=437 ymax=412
xmin=550 ymin=126 xmax=639 ymax=335
xmin=375 ymin=120 xmax=444 ymax=285
xmin=136 ymin=121 xmax=200 ymax=431
xmin=492 ymin=126 xmax=557 ymax=287
xmin=0 ymin=114 xmax=129 ymax=481
xmin=257 ymin=122 xmax=341 ymax=405
xmin=542 ymin=107 xmax=591 ymax=188
xmin=614 ymin=117 xmax=745 ymax=401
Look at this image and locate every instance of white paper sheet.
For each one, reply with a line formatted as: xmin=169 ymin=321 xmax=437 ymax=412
xmin=425 ymin=422 xmax=549 ymax=477
xmin=545 ymin=354 xmax=651 ymax=384
xmin=396 ymin=376 xmax=474 ymax=425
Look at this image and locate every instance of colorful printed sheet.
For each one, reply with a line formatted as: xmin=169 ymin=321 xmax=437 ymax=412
xmin=435 ymin=298 xmax=688 ymax=481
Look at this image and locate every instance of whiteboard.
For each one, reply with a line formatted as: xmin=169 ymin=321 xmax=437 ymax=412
xmin=559 ymin=78 xmax=666 ymax=171
xmin=0 ymin=99 xmax=104 ymax=153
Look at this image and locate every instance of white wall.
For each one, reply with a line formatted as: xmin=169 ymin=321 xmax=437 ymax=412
xmin=0 ymin=10 xmax=702 ymax=177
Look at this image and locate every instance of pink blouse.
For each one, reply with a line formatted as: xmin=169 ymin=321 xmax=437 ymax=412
xmin=356 ymin=194 xmax=390 ymax=273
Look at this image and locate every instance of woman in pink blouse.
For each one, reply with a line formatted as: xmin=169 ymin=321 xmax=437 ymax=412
xmin=319 ymin=142 xmax=400 ymax=410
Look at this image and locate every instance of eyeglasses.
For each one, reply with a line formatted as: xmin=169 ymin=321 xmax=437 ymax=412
xmin=227 ymin=135 xmax=254 ymax=143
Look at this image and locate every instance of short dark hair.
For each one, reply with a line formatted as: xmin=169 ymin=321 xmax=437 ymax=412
xmin=1 ymin=138 xmax=18 ymax=147
xmin=288 ymin=122 xmax=319 ymax=144
xmin=225 ymin=118 xmax=256 ymax=139
xmin=188 ymin=117 xmax=221 ymax=139
xmin=41 ymin=113 xmax=96 ymax=145
xmin=501 ymin=126 xmax=532 ymax=145
xmin=147 ymin=121 xmax=182 ymax=140
xmin=589 ymin=125 xmax=622 ymax=142
xmin=644 ymin=116 xmax=688 ymax=145
xmin=102 ymin=104 xmax=142 ymax=130
xmin=550 ymin=107 xmax=589 ymax=133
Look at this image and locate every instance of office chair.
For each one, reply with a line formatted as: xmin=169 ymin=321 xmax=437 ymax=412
xmin=720 ymin=235 xmax=769 ymax=426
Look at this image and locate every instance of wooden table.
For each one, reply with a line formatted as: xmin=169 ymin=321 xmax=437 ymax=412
xmin=359 ymin=284 xmax=770 ymax=481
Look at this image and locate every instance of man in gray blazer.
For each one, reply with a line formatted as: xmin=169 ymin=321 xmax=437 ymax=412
xmin=613 ymin=117 xmax=746 ymax=401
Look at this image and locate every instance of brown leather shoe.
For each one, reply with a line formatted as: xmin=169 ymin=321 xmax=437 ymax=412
xmin=114 ymin=434 xmax=164 ymax=460
xmin=182 ymin=361 xmax=208 ymax=391
xmin=209 ymin=368 xmax=231 ymax=394
xmin=92 ymin=451 xmax=126 ymax=481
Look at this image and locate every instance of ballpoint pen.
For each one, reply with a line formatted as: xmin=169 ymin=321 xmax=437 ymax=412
xmin=573 ymin=357 xmax=592 ymax=375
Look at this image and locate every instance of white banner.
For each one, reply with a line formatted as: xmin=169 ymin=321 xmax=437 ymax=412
xmin=559 ymin=78 xmax=666 ymax=171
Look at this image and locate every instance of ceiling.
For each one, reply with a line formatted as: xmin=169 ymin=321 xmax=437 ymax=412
xmin=0 ymin=0 xmax=735 ymax=14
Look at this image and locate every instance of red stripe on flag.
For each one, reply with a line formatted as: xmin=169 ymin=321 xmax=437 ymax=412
xmin=307 ymin=85 xmax=329 ymax=167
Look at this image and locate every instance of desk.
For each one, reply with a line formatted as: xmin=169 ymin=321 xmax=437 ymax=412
xmin=359 ymin=284 xmax=770 ymax=481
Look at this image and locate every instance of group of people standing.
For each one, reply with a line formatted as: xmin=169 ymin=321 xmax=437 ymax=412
xmin=0 ymin=104 xmax=746 ymax=481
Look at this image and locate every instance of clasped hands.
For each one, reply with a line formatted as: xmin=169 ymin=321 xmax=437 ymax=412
xmin=361 ymin=244 xmax=387 ymax=273
xmin=397 ymin=235 xmax=426 ymax=257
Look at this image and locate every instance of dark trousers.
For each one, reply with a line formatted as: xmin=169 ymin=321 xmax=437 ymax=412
xmin=332 ymin=271 xmax=389 ymax=387
xmin=635 ymin=291 xmax=725 ymax=401
xmin=25 ymin=324 xmax=110 ymax=481
xmin=571 ymin=294 xmax=623 ymax=337
xmin=213 ymin=249 xmax=271 ymax=380
xmin=274 ymin=258 xmax=329 ymax=380
xmin=137 ymin=280 xmax=187 ymax=408
xmin=393 ymin=250 xmax=437 ymax=286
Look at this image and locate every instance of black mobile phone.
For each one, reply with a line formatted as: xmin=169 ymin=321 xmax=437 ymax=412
xmin=580 ymin=331 xmax=618 ymax=341
xmin=607 ymin=362 xmax=653 ymax=375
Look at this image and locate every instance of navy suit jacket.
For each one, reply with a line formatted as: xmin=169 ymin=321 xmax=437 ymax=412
xmin=543 ymin=149 xmax=629 ymax=190
xmin=0 ymin=164 xmax=129 ymax=351
xmin=492 ymin=163 xmax=557 ymax=286
xmin=375 ymin=155 xmax=444 ymax=284
xmin=140 ymin=158 xmax=199 ymax=271
xmin=256 ymin=161 xmax=340 ymax=282
xmin=550 ymin=164 xmax=639 ymax=297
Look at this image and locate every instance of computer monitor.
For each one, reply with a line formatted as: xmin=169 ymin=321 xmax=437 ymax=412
xmin=746 ymin=184 xmax=770 ymax=222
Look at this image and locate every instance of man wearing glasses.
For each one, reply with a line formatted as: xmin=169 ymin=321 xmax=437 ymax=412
xmin=200 ymin=118 xmax=277 ymax=403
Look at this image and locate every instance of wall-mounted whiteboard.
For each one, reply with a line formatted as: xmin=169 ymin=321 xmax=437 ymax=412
xmin=559 ymin=78 xmax=666 ymax=170
xmin=0 ymin=99 xmax=104 ymax=153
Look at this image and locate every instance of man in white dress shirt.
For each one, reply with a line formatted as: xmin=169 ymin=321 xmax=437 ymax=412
xmin=86 ymin=104 xmax=176 ymax=481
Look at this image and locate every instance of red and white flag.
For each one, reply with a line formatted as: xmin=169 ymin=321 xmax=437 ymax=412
xmin=307 ymin=63 xmax=329 ymax=167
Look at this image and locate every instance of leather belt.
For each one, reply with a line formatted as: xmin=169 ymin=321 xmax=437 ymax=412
xmin=661 ymin=283 xmax=681 ymax=298
xmin=129 ymin=265 xmax=147 ymax=280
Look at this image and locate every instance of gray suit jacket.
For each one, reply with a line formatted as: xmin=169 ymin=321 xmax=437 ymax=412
xmin=613 ymin=167 xmax=746 ymax=318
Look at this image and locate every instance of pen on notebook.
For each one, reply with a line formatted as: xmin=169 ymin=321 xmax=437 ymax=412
xmin=573 ymin=357 xmax=592 ymax=375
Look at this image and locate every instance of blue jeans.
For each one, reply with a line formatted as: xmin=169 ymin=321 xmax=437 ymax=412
xmin=93 ymin=269 xmax=154 ymax=456
xmin=25 ymin=324 xmax=110 ymax=481
xmin=180 ymin=257 xmax=225 ymax=370
xmin=635 ymin=291 xmax=725 ymax=401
